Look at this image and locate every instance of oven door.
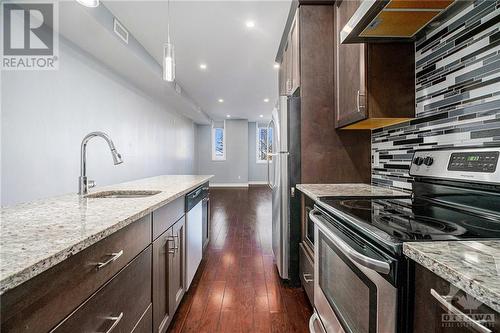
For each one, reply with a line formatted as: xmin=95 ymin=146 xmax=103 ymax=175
xmin=309 ymin=209 xmax=398 ymax=333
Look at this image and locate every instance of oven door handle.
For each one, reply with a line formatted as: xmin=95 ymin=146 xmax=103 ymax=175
xmin=309 ymin=209 xmax=391 ymax=275
xmin=309 ymin=312 xmax=326 ymax=333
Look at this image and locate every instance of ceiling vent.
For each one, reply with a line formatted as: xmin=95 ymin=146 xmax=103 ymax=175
xmin=113 ymin=18 xmax=129 ymax=44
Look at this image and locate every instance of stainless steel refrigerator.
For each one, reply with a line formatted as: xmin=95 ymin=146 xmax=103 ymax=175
xmin=267 ymin=91 xmax=301 ymax=283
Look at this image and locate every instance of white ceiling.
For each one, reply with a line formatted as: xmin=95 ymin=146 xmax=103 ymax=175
xmin=103 ymin=0 xmax=290 ymax=122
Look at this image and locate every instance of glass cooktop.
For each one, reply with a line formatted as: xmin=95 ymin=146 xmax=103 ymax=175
xmin=318 ymin=197 xmax=500 ymax=243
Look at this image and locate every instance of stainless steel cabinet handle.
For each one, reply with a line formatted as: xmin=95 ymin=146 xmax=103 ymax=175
xmin=99 ymin=312 xmax=123 ymax=333
xmin=430 ymin=289 xmax=492 ymax=333
xmin=356 ymin=90 xmax=365 ymax=112
xmin=309 ymin=210 xmax=391 ymax=274
xmin=309 ymin=312 xmax=326 ymax=333
xmin=96 ymin=250 xmax=123 ymax=270
xmin=173 ymin=234 xmax=180 ymax=253
xmin=303 ymin=273 xmax=313 ymax=283
xmin=166 ymin=236 xmax=177 ymax=254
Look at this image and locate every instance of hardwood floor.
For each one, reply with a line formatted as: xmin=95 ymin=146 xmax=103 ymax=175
xmin=168 ymin=187 xmax=313 ymax=333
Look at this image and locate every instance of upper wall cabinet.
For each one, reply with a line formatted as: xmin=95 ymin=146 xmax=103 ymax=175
xmin=340 ymin=0 xmax=471 ymax=44
xmin=279 ymin=10 xmax=300 ymax=96
xmin=334 ymin=0 xmax=415 ymax=130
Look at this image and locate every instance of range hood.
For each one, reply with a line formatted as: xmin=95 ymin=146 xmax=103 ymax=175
xmin=341 ymin=0 xmax=472 ymax=44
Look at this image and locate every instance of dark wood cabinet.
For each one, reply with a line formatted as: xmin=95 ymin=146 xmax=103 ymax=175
xmin=413 ymin=263 xmax=500 ymax=333
xmin=52 ymin=247 xmax=152 ymax=333
xmin=153 ymin=216 xmax=186 ymax=333
xmin=278 ymin=9 xmax=300 ymax=96
xmin=334 ymin=0 xmax=415 ymax=130
xmin=153 ymin=227 xmax=173 ymax=333
xmin=169 ymin=217 xmax=186 ymax=315
xmin=335 ymin=0 xmax=367 ymax=127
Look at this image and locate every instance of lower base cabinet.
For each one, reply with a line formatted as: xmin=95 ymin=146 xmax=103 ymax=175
xmin=2 ymin=192 xmax=199 ymax=333
xmin=52 ymin=247 xmax=152 ymax=333
xmin=413 ymin=263 xmax=500 ymax=333
xmin=153 ymin=216 xmax=186 ymax=333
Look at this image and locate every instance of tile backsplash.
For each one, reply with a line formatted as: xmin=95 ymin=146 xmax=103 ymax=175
xmin=372 ymin=0 xmax=500 ymax=191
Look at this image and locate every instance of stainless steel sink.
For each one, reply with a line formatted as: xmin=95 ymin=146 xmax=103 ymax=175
xmin=85 ymin=190 xmax=161 ymax=199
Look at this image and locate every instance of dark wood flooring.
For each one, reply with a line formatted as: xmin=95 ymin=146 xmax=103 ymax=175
xmin=168 ymin=187 xmax=312 ymax=333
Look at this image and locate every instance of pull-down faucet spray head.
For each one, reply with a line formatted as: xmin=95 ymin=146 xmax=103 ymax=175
xmin=79 ymin=131 xmax=123 ymax=195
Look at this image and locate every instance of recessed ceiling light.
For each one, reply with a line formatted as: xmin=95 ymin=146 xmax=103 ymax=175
xmin=76 ymin=0 xmax=99 ymax=7
xmin=273 ymin=63 xmax=280 ymax=69
xmin=218 ymin=99 xmax=224 ymax=103
xmin=263 ymin=98 xmax=270 ymax=103
xmin=199 ymin=63 xmax=207 ymax=70
xmin=226 ymin=114 xmax=231 ymax=118
xmin=245 ymin=20 xmax=255 ymax=28
xmin=259 ymin=114 xmax=264 ymax=118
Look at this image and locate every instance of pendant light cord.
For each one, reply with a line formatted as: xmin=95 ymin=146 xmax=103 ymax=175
xmin=167 ymin=0 xmax=171 ymax=44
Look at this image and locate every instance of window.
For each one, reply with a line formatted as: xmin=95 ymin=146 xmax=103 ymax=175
xmin=256 ymin=124 xmax=272 ymax=163
xmin=212 ymin=121 xmax=226 ymax=161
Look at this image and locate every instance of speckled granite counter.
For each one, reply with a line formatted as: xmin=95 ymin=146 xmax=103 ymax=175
xmin=296 ymin=183 xmax=410 ymax=201
xmin=0 ymin=175 xmax=212 ymax=295
xmin=404 ymin=241 xmax=500 ymax=313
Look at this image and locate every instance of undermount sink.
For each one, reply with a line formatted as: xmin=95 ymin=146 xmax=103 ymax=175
xmin=85 ymin=190 xmax=161 ymax=199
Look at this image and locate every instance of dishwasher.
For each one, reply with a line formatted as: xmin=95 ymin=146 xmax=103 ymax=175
xmin=185 ymin=183 xmax=209 ymax=290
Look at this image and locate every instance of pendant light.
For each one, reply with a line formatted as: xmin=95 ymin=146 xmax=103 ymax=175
xmin=163 ymin=0 xmax=175 ymax=82
xmin=76 ymin=0 xmax=99 ymax=7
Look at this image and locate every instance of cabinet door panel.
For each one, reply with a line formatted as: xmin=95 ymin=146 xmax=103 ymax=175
xmin=169 ymin=216 xmax=185 ymax=314
xmin=153 ymin=228 xmax=173 ymax=333
xmin=335 ymin=0 xmax=367 ymax=128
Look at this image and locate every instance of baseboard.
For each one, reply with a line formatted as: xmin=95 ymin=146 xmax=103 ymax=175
xmin=209 ymin=183 xmax=249 ymax=188
xmin=248 ymin=181 xmax=268 ymax=186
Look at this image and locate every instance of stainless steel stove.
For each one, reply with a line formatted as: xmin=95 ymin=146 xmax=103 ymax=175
xmin=308 ymin=146 xmax=500 ymax=333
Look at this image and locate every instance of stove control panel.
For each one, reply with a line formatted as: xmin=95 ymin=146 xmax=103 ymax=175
xmin=409 ymin=147 xmax=500 ymax=184
xmin=448 ymin=151 xmax=499 ymax=173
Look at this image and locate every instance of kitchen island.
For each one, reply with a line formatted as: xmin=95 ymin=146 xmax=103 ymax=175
xmin=0 ymin=174 xmax=212 ymax=333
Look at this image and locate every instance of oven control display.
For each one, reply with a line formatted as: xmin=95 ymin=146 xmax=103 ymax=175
xmin=448 ymin=152 xmax=499 ymax=173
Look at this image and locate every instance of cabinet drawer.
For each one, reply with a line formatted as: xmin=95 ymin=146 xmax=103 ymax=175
xmin=299 ymin=243 xmax=314 ymax=304
xmin=1 ymin=215 xmax=151 ymax=333
xmin=153 ymin=197 xmax=184 ymax=240
xmin=413 ymin=263 xmax=500 ymax=333
xmin=52 ymin=246 xmax=152 ymax=333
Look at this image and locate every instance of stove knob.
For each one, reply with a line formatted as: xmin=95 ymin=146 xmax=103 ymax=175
xmin=424 ymin=156 xmax=434 ymax=166
xmin=413 ymin=156 xmax=424 ymax=166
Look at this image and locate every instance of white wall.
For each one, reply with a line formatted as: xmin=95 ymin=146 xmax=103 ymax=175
xmin=196 ymin=120 xmax=248 ymax=185
xmin=248 ymin=122 xmax=268 ymax=183
xmin=1 ymin=38 xmax=195 ymax=206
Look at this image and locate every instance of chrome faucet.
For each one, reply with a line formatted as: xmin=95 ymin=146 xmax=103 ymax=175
xmin=78 ymin=131 xmax=123 ymax=195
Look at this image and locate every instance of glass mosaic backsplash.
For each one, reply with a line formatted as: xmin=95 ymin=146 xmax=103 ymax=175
xmin=372 ymin=0 xmax=500 ymax=191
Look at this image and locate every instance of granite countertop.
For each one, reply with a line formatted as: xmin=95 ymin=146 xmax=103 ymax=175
xmin=404 ymin=241 xmax=500 ymax=313
xmin=0 ymin=175 xmax=213 ymax=295
xmin=296 ymin=183 xmax=410 ymax=201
